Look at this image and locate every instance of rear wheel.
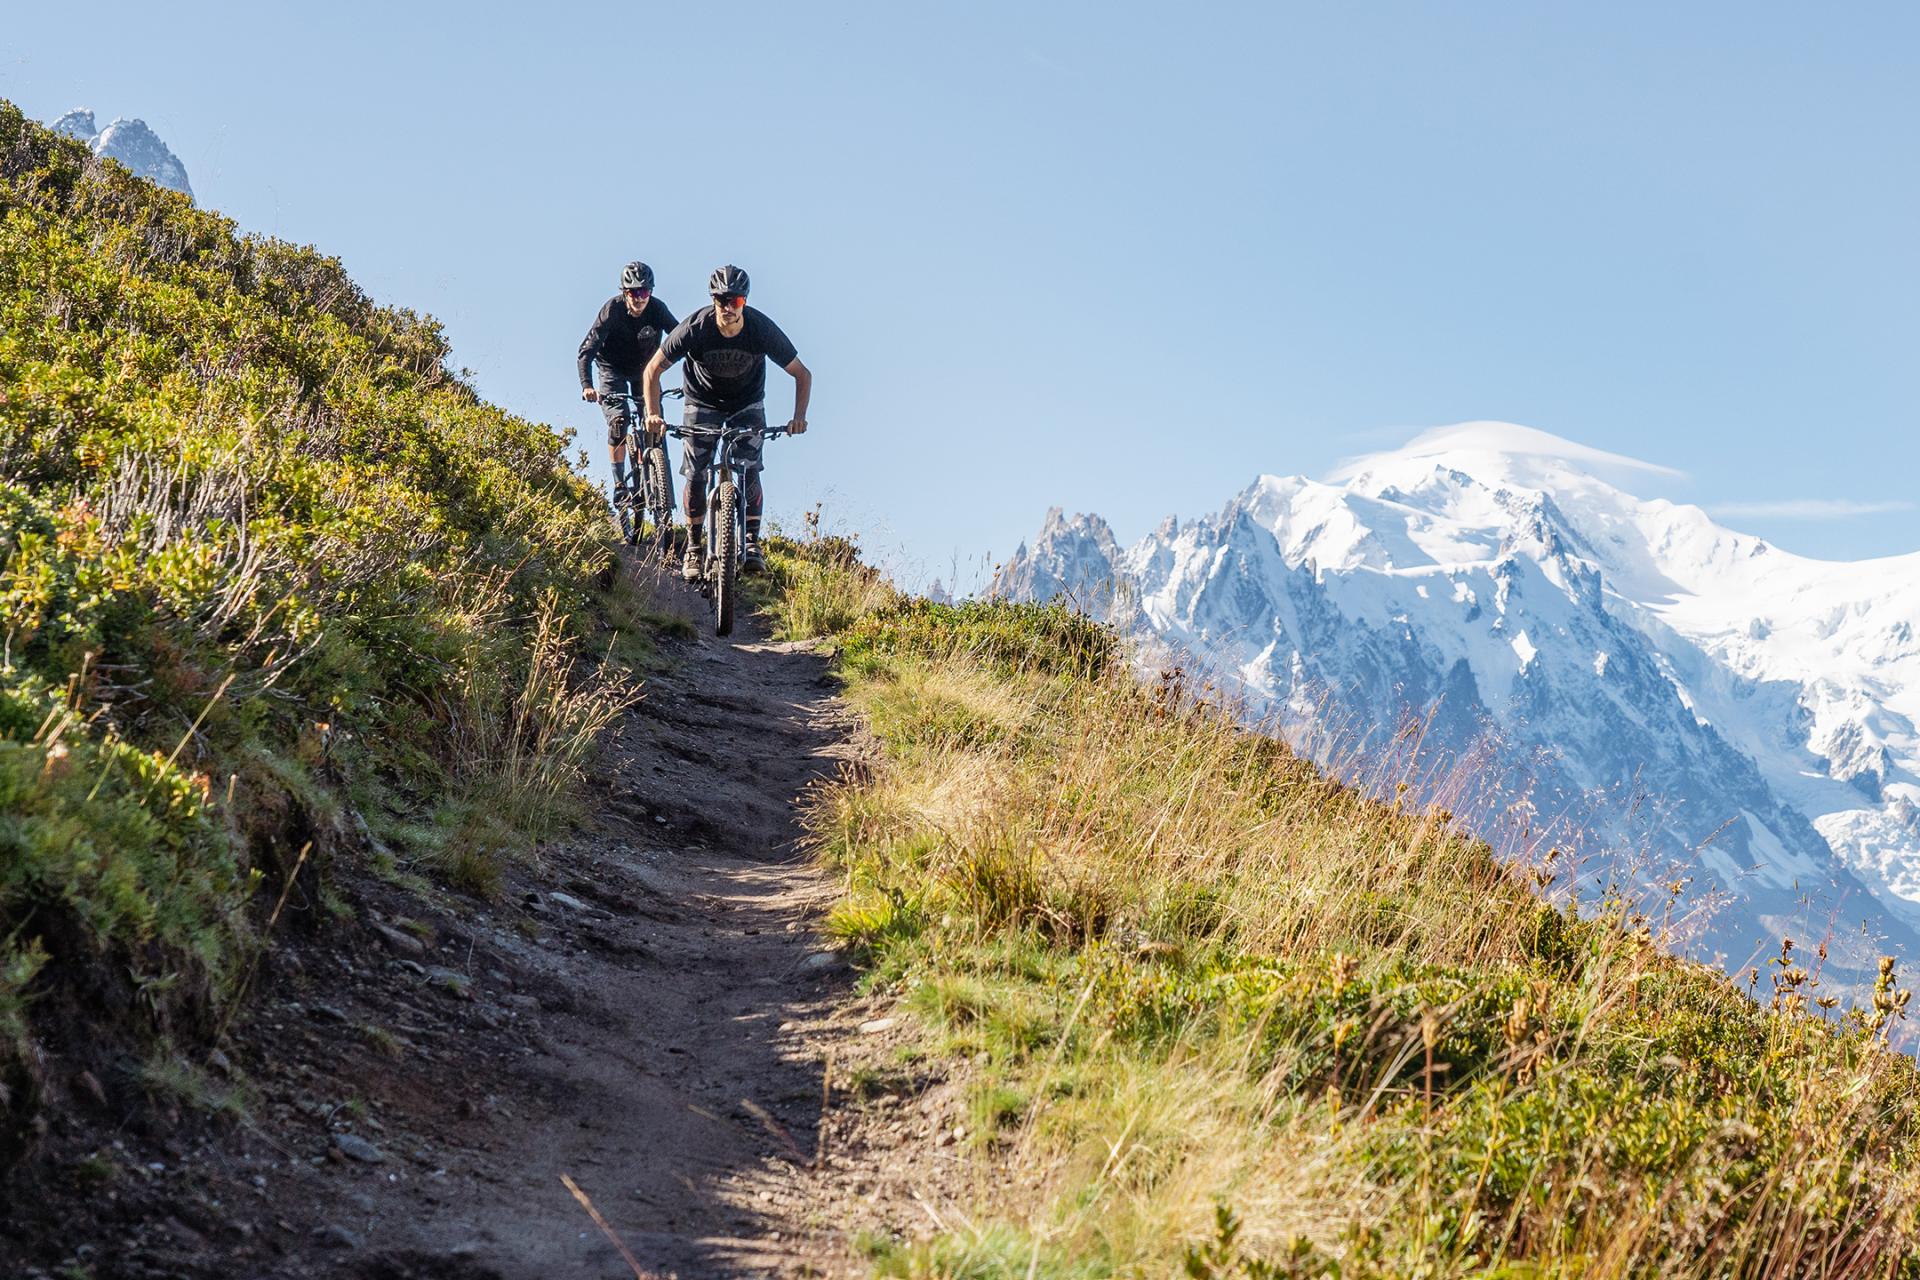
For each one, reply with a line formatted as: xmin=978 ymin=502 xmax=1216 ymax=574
xmin=712 ymin=480 xmax=739 ymax=636
xmin=642 ymin=446 xmax=672 ymax=556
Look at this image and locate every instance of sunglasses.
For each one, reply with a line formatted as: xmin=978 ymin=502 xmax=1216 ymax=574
xmin=624 ymin=287 xmax=651 ymax=300
xmin=715 ymin=293 xmax=746 ymax=309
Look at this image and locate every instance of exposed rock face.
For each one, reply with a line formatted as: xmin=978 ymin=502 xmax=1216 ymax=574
xmin=50 ymin=108 xmax=98 ymax=140
xmin=48 ymin=108 xmax=192 ymax=200
xmin=994 ymin=422 xmax=1920 ymax=989
xmin=993 ymin=507 xmax=1125 ymax=610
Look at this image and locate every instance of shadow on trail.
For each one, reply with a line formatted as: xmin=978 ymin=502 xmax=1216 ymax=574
xmin=340 ymin=581 xmax=872 ymax=1280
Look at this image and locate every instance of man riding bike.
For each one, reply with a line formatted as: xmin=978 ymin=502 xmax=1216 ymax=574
xmin=643 ymin=264 xmax=811 ymax=578
xmin=578 ymin=261 xmax=679 ymax=542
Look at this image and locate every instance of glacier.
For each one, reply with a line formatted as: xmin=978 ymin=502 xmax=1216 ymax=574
xmin=993 ymin=422 xmax=1920 ymax=988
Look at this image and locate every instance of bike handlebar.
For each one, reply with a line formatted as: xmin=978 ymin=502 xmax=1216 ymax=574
xmin=663 ymin=423 xmax=791 ymax=440
xmin=603 ymin=387 xmax=682 ymax=404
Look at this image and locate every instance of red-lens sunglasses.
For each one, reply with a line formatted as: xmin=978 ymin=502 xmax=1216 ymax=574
xmin=715 ymin=293 xmax=745 ymax=309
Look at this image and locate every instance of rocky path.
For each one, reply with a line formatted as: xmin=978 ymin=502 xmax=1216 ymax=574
xmin=325 ymin=575 xmax=905 ymax=1279
xmin=4 ymin=558 xmax=984 ymax=1280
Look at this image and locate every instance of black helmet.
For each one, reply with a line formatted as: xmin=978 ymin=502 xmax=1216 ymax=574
xmin=708 ymin=264 xmax=750 ymax=298
xmin=620 ymin=261 xmax=654 ymax=291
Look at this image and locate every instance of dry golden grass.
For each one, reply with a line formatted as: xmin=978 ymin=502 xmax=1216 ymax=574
xmin=440 ymin=581 xmax=640 ymax=837
xmin=784 ymin=572 xmax=1920 ymax=1279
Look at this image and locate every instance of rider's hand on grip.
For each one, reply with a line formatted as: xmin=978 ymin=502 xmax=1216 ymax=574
xmin=644 ymin=413 xmax=667 ymax=439
xmin=787 ymin=417 xmax=808 ymax=435
xmin=581 ymin=387 xmax=598 ymax=402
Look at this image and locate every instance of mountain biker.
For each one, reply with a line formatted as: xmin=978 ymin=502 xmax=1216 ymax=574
xmin=643 ymin=264 xmax=811 ymax=578
xmin=578 ymin=261 xmax=678 ymax=543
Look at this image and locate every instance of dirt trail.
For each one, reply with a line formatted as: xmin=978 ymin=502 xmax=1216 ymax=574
xmin=6 ymin=561 xmax=968 ymax=1280
xmin=328 ymin=576 xmax=907 ymax=1279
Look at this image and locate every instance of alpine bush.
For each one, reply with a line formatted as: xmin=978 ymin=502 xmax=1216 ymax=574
xmin=0 ymin=100 xmax=635 ymax=1149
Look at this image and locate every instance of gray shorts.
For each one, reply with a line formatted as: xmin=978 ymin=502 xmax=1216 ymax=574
xmin=595 ymin=371 xmax=645 ymax=447
xmin=681 ymin=402 xmax=767 ymax=479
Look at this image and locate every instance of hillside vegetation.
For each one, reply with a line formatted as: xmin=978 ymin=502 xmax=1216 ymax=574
xmin=10 ymin=87 xmax=1920 ymax=1277
xmin=0 ymin=102 xmax=642 ymax=1158
xmin=767 ymin=543 xmax=1920 ymax=1279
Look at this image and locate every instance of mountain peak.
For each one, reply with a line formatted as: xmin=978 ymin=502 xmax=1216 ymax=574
xmin=51 ymin=108 xmax=97 ymax=140
xmin=46 ymin=109 xmax=192 ymax=201
xmin=997 ymin=423 xmax=1920 ymax=985
xmin=991 ymin=508 xmax=1122 ymax=605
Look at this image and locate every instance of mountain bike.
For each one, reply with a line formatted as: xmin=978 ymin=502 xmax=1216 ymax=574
xmin=670 ymin=415 xmax=788 ymax=637
xmin=604 ymin=387 xmax=680 ymax=554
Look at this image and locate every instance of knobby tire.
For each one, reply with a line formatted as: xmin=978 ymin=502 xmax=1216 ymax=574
xmin=642 ymin=446 xmax=672 ymax=555
xmin=713 ymin=481 xmax=739 ymax=637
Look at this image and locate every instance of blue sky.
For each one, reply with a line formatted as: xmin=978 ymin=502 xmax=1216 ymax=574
xmin=6 ymin=2 xmax=1917 ymax=588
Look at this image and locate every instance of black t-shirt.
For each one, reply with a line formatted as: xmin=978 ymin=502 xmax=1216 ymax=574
xmin=576 ymin=294 xmax=679 ymax=385
xmin=657 ymin=305 xmax=798 ymax=414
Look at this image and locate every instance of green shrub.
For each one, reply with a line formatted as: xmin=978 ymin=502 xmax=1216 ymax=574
xmin=0 ymin=99 xmax=642 ymax=1121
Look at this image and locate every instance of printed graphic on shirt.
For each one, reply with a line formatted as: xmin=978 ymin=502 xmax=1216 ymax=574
xmin=660 ymin=305 xmax=799 ymax=413
xmin=699 ymin=349 xmax=762 ymax=380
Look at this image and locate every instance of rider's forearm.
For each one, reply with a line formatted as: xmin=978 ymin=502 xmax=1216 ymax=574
xmin=789 ymin=361 xmax=812 ymax=422
xmin=642 ymin=352 xmax=667 ymax=418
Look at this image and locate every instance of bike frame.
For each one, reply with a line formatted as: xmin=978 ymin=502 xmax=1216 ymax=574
xmin=604 ymin=385 xmax=682 ymax=454
xmin=603 ymin=385 xmax=681 ymax=543
xmin=662 ymin=407 xmax=790 ymax=636
xmin=669 ymin=413 xmax=787 ymax=575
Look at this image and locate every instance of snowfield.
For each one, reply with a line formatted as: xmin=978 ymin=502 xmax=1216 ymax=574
xmin=995 ymin=422 xmax=1920 ymax=987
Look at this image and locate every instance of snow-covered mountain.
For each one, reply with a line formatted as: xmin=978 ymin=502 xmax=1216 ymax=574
xmin=994 ymin=423 xmax=1920 ymax=987
xmin=51 ymin=109 xmax=193 ymax=200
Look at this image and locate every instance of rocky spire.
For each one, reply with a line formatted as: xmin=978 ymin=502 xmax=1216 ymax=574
xmin=47 ymin=108 xmax=193 ymax=202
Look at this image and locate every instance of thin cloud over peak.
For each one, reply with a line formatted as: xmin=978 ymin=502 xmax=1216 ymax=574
xmin=1708 ymin=498 xmax=1916 ymax=521
xmin=1327 ymin=422 xmax=1686 ymax=485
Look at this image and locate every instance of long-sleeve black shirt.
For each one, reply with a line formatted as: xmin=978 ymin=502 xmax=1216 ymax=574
xmin=576 ymin=294 xmax=678 ymax=388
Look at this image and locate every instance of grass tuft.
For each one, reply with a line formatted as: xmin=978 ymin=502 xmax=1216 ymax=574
xmin=763 ymin=531 xmax=899 ymax=640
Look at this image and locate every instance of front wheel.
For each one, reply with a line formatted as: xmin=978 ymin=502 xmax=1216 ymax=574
xmin=711 ymin=480 xmax=739 ymax=637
